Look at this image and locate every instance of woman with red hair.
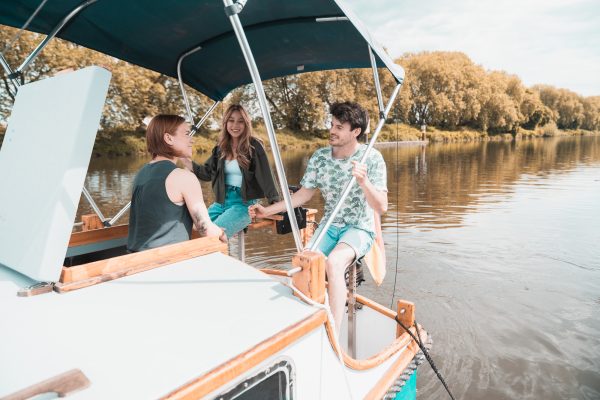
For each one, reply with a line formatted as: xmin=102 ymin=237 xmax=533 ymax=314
xmin=127 ymin=115 xmax=225 ymax=252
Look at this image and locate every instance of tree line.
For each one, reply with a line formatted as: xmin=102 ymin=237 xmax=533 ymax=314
xmin=1 ymin=25 xmax=599 ymax=135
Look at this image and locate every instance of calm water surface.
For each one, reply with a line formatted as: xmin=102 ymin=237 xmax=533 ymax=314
xmin=80 ymin=135 xmax=600 ymax=400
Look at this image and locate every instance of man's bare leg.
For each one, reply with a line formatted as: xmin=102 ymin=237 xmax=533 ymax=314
xmin=326 ymin=243 xmax=356 ymax=334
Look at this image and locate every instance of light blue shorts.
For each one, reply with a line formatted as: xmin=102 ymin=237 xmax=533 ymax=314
xmin=307 ymin=224 xmax=374 ymax=259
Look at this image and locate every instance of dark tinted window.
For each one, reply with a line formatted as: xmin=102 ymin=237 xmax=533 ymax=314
xmin=215 ymin=359 xmax=294 ymax=400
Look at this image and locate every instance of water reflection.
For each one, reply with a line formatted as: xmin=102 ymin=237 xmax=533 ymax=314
xmin=79 ymin=135 xmax=600 ymax=400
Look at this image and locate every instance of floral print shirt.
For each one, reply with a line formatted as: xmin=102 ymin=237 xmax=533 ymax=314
xmin=301 ymin=144 xmax=387 ymax=234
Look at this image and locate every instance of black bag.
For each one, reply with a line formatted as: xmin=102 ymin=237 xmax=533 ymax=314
xmin=275 ymin=207 xmax=307 ymax=234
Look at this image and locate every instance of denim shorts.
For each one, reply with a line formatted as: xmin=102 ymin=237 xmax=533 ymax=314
xmin=307 ymin=224 xmax=374 ymax=259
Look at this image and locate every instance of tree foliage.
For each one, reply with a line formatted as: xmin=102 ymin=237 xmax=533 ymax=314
xmin=0 ymin=26 xmax=214 ymax=131
xmin=1 ymin=25 xmax=599 ymax=135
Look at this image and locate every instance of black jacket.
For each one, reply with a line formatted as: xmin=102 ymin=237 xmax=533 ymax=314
xmin=192 ymin=138 xmax=280 ymax=204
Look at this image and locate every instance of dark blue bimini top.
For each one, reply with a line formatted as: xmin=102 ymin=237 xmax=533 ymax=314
xmin=0 ymin=0 xmax=403 ymax=101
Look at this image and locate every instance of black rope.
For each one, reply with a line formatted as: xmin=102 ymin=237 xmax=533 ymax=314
xmin=394 ymin=316 xmax=457 ymax=400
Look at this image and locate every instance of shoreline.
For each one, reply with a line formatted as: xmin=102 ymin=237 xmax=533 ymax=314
xmin=1 ymin=126 xmax=598 ymax=157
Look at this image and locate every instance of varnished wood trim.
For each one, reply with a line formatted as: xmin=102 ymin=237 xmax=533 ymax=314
xmin=364 ymin=325 xmax=428 ymax=400
xmin=81 ymin=214 xmax=103 ymax=231
xmin=246 ymin=208 xmax=318 ymax=230
xmin=396 ymin=300 xmax=415 ymax=339
xmin=246 ymin=220 xmax=273 ymax=230
xmin=68 ymin=224 xmax=128 ymax=248
xmin=355 ymin=293 xmax=397 ymax=319
xmin=324 ymin=316 xmax=416 ymax=370
xmin=1 ymin=369 xmax=90 ymax=400
xmin=161 ymin=310 xmax=328 ymax=400
xmin=56 ymin=236 xmax=227 ymax=292
xmin=291 ymin=251 xmax=326 ymax=304
xmin=260 ymin=268 xmax=289 ymax=277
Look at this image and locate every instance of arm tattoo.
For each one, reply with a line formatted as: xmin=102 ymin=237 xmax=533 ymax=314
xmin=194 ymin=211 xmax=208 ymax=236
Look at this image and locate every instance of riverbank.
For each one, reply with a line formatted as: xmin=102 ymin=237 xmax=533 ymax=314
xmin=0 ymin=124 xmax=597 ymax=156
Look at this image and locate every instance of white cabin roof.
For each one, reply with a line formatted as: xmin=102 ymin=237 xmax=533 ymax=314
xmin=0 ymin=252 xmax=319 ymax=398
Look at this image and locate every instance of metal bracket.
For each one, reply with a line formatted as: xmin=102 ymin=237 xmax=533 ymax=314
xmin=224 ymin=0 xmax=247 ymax=16
xmin=7 ymin=71 xmax=22 ymax=81
xmin=17 ymin=281 xmax=55 ymax=297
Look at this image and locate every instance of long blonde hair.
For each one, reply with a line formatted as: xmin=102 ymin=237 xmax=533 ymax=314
xmin=218 ymin=104 xmax=255 ymax=169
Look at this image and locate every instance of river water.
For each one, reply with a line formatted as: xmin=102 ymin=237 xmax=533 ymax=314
xmin=80 ymin=135 xmax=600 ymax=400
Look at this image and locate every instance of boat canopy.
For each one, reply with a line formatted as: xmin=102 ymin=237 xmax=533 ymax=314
xmin=0 ymin=0 xmax=404 ymax=101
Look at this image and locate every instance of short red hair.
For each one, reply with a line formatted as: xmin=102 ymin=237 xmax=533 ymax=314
xmin=146 ymin=114 xmax=186 ymax=158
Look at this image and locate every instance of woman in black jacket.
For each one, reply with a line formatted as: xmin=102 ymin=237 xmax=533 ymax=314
xmin=191 ymin=104 xmax=280 ymax=238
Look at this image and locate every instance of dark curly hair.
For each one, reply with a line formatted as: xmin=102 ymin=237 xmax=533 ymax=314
xmin=330 ymin=101 xmax=369 ymax=142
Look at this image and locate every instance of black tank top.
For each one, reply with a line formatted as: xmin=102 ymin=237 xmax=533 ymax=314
xmin=127 ymin=160 xmax=193 ymax=252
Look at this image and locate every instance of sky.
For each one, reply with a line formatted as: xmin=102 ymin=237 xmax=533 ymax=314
xmin=345 ymin=0 xmax=600 ymax=97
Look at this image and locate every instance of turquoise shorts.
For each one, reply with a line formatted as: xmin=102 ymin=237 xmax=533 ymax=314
xmin=307 ymin=224 xmax=374 ymax=259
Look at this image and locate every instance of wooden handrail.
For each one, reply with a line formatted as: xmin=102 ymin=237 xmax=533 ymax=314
xmin=1 ymin=369 xmax=90 ymax=400
xmin=68 ymin=224 xmax=128 ymax=248
xmin=57 ymin=236 xmax=227 ymax=293
xmin=364 ymin=331 xmax=426 ymax=400
xmin=161 ymin=310 xmax=328 ymax=400
xmin=324 ymin=318 xmax=418 ymax=370
xmin=259 ymin=268 xmax=289 ymax=277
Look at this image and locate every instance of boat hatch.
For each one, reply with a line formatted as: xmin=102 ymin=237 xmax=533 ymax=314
xmin=0 ymin=66 xmax=110 ymax=283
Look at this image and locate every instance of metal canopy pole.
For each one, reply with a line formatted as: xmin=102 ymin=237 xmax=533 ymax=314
xmin=176 ymin=45 xmax=203 ymax=124
xmin=82 ymin=186 xmax=107 ymax=223
xmin=15 ymin=0 xmax=98 ymax=75
xmin=107 ymin=201 xmax=130 ymax=226
xmin=223 ymin=0 xmax=303 ymax=252
xmin=309 ymin=83 xmax=402 ymax=252
xmin=369 ymin=46 xmax=385 ymax=118
xmin=0 ymin=53 xmax=20 ymax=96
xmin=191 ymin=100 xmax=220 ymax=136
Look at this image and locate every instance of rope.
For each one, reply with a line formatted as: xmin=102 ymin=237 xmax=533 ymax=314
xmin=383 ymin=335 xmax=431 ymax=399
xmin=394 ymin=316 xmax=456 ymax=400
xmin=283 ymin=281 xmax=355 ymax=400
xmin=1 ymin=0 xmax=50 ymax=57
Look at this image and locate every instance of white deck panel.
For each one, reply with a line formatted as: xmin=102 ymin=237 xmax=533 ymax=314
xmin=0 ymin=67 xmax=110 ymax=282
xmin=0 ymin=251 xmax=319 ymax=398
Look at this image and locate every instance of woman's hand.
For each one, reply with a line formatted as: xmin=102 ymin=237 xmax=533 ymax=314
xmin=206 ymin=222 xmax=227 ymax=243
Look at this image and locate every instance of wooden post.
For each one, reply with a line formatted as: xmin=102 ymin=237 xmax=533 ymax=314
xmin=81 ymin=214 xmax=103 ymax=231
xmin=291 ymin=250 xmax=326 ymax=304
xmin=396 ymin=299 xmax=415 ymax=338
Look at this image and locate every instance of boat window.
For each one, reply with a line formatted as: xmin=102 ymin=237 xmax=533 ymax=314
xmin=214 ymin=358 xmax=295 ymax=400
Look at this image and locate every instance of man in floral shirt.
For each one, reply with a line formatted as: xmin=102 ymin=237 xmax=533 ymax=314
xmin=249 ymin=102 xmax=388 ymax=332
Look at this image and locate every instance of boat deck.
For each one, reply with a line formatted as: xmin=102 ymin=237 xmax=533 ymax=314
xmin=0 ymin=251 xmax=319 ymax=398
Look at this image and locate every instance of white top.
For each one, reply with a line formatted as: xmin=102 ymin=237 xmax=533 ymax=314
xmin=224 ymin=159 xmax=243 ymax=187
xmin=0 ymin=252 xmax=318 ymax=398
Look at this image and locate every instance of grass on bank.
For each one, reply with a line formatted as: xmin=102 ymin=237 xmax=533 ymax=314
xmin=0 ymin=124 xmax=597 ymax=157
